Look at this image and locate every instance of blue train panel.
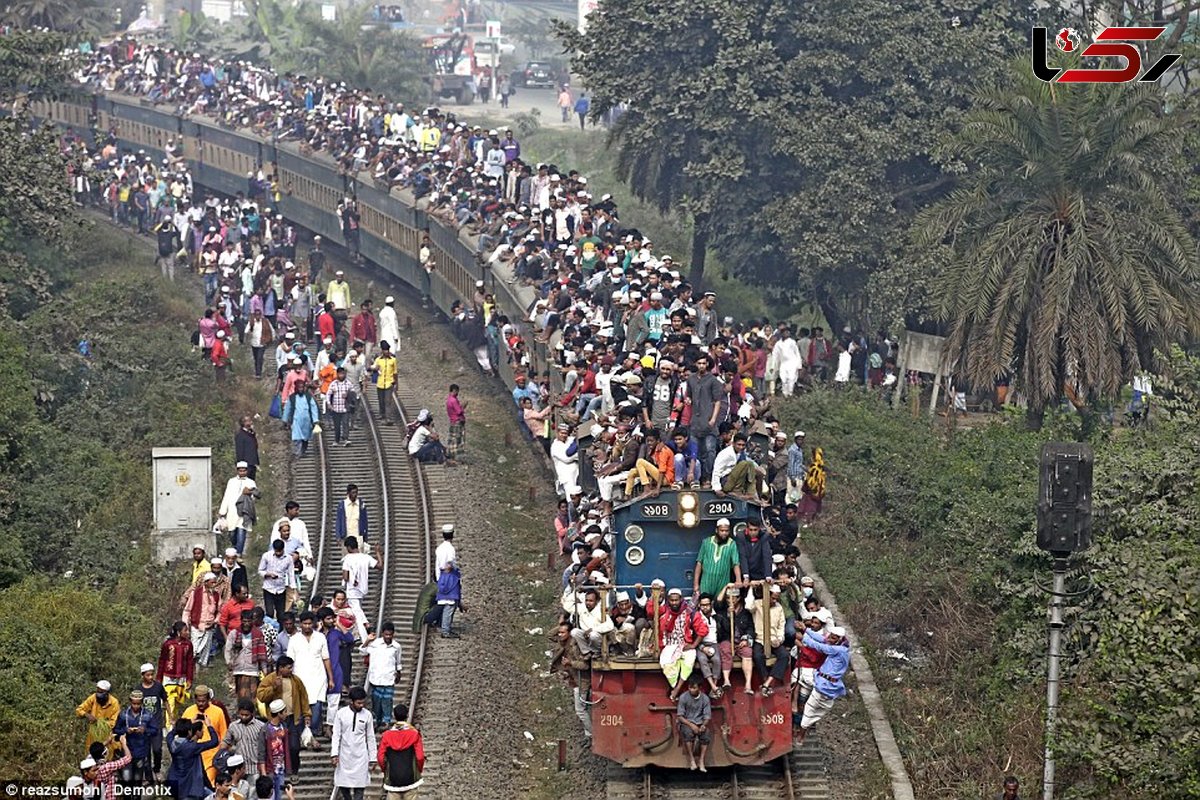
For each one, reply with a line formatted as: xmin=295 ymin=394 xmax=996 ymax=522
xmin=612 ymin=490 xmax=760 ymax=590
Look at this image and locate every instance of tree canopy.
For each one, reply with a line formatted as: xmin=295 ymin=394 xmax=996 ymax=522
xmin=558 ymin=0 xmax=1040 ymax=327
xmin=917 ymin=67 xmax=1200 ymax=422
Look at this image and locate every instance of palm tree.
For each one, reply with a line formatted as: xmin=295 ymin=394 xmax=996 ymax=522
xmin=918 ymin=62 xmax=1200 ymax=427
xmin=2 ymin=0 xmax=111 ymax=32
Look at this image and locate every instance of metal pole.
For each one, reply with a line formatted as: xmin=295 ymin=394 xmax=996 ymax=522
xmin=1042 ymin=557 xmax=1067 ymax=800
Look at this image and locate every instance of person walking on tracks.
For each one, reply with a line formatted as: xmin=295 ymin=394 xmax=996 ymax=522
xmin=795 ymin=625 xmax=850 ymax=744
xmin=371 ymin=341 xmax=398 ymax=424
xmin=330 ymin=686 xmax=377 ymax=800
xmin=378 ymin=703 xmax=424 ymax=800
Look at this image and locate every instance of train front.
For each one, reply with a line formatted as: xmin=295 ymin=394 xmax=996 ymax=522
xmin=589 ymin=489 xmax=794 ymax=769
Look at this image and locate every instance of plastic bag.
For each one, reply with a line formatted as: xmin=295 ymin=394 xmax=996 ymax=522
xmin=300 ymin=725 xmax=314 ymax=748
xmin=268 ymin=393 xmax=282 ymax=419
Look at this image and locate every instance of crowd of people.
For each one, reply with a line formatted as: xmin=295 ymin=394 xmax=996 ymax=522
xmin=74 ymin=509 xmax=428 ymax=800
xmin=55 ymin=32 xmax=897 ymax=785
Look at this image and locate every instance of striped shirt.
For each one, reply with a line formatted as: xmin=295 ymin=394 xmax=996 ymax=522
xmin=327 ymin=378 xmax=353 ymax=413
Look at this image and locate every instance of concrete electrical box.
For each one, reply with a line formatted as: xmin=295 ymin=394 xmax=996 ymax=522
xmin=152 ymin=447 xmax=213 ymax=562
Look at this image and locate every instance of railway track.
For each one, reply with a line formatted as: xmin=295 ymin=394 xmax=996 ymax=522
xmin=605 ymin=739 xmax=829 ymax=800
xmin=288 ymin=380 xmax=448 ymax=800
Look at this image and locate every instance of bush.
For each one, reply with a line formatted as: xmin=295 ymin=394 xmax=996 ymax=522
xmin=772 ymin=387 xmax=1200 ymax=798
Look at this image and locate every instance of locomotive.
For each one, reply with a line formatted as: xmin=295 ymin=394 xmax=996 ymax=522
xmin=588 ymin=489 xmax=793 ymax=769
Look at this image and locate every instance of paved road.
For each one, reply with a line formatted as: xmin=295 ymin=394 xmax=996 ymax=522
xmin=461 ymin=84 xmax=600 ymax=130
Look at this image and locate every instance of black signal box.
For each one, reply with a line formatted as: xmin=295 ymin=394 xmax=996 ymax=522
xmin=1037 ymin=443 xmax=1094 ymax=555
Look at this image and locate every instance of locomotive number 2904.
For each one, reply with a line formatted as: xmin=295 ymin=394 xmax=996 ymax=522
xmin=599 ymin=714 xmax=624 ymax=727
xmin=704 ymin=500 xmax=736 ymax=517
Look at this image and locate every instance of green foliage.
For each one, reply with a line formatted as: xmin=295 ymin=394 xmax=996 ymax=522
xmin=511 ymin=108 xmax=542 ymax=138
xmin=507 ymin=14 xmax=560 ymax=59
xmin=777 ymin=386 xmax=1200 ymax=797
xmin=558 ymin=0 xmax=1037 ymax=326
xmin=0 ymin=576 xmax=163 ymax=780
xmin=0 ymin=225 xmax=234 ymax=588
xmin=168 ymin=0 xmax=426 ymax=101
xmin=0 ymin=0 xmax=111 ymax=33
xmin=0 ymin=28 xmax=78 ymax=99
xmin=916 ymin=65 xmax=1200 ymax=420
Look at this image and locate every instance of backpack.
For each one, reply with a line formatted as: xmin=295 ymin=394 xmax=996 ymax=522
xmin=212 ymin=747 xmax=233 ymax=774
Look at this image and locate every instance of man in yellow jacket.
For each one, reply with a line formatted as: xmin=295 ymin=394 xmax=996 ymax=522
xmin=76 ymin=679 xmax=121 ymax=757
xmin=180 ymin=685 xmax=228 ymax=785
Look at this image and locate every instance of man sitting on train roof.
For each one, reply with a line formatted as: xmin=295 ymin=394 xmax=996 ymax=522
xmin=712 ymin=433 xmax=766 ymax=500
xmin=658 ymin=587 xmax=709 ymax=702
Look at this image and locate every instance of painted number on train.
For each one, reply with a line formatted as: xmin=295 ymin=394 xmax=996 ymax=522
xmin=641 ymin=503 xmax=672 ymax=518
xmin=760 ymin=712 xmax=786 ymax=726
xmin=599 ymin=714 xmax=624 ymax=727
xmin=704 ymin=500 xmax=736 ymax=517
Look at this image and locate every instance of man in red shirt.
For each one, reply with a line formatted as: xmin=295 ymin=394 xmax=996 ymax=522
xmin=445 ymin=383 xmax=467 ymax=463
xmin=658 ymin=587 xmax=709 ymax=702
xmin=378 ymin=703 xmax=425 ymax=798
xmin=350 ymin=299 xmax=378 ymax=361
xmin=212 ymin=329 xmax=230 ymax=382
xmin=157 ymin=621 xmax=195 ymax=724
xmin=217 ymin=584 xmax=256 ymax=635
xmin=792 ymin=611 xmax=829 ymax=731
xmin=317 ymin=300 xmax=337 ymax=344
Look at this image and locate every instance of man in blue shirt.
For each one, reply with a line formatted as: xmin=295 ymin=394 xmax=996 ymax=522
xmin=796 ymin=626 xmax=850 ymax=744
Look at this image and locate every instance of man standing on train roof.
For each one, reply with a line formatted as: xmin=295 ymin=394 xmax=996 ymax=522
xmin=693 ymin=518 xmax=742 ymax=600
xmin=659 ymin=587 xmax=709 ymax=702
xmin=795 ymin=625 xmax=851 ymax=744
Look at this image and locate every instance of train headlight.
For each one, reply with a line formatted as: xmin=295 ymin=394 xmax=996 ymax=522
xmin=680 ymin=511 xmax=699 ymax=528
xmin=626 ymin=546 xmax=645 ymax=566
xmin=733 ymin=522 xmax=747 ymax=538
xmin=624 ymin=524 xmax=645 ymax=544
xmin=678 ymin=492 xmax=698 ymax=512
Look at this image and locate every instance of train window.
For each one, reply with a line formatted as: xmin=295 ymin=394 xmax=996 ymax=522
xmin=626 ymin=546 xmax=645 ymax=566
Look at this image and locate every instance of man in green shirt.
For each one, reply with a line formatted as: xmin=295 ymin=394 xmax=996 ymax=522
xmin=693 ymin=518 xmax=743 ymax=600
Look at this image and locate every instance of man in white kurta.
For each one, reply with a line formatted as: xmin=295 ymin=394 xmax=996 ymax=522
xmin=549 ymin=424 xmax=580 ymax=497
xmin=287 ymin=615 xmax=332 ymax=733
xmin=217 ymin=462 xmax=259 ymax=555
xmin=771 ymin=330 xmax=804 ymax=397
xmin=331 ymin=688 xmax=377 ymax=800
xmin=378 ymin=296 xmax=400 ymax=351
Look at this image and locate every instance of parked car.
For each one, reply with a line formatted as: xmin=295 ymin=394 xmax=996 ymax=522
xmin=512 ymin=60 xmax=556 ymax=89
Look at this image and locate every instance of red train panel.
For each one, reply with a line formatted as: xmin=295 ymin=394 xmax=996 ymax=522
xmin=590 ymin=668 xmax=793 ymax=769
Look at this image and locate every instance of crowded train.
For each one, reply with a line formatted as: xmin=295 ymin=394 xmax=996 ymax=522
xmin=41 ymin=34 xmax=890 ymax=790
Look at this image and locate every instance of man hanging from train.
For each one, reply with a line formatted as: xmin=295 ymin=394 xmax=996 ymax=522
xmin=794 ymin=625 xmax=851 ymax=744
xmin=659 ymin=588 xmax=709 ymax=703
